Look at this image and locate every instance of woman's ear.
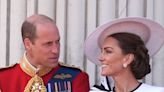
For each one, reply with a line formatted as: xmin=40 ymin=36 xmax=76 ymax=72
xmin=122 ymin=53 xmax=134 ymax=68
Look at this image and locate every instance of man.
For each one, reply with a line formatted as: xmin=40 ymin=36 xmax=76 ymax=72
xmin=0 ymin=14 xmax=90 ymax=92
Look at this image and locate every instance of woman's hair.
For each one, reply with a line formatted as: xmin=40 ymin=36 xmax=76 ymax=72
xmin=109 ymin=33 xmax=151 ymax=79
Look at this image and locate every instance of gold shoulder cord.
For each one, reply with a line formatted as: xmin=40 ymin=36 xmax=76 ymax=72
xmin=20 ymin=53 xmax=48 ymax=92
xmin=24 ymin=74 xmax=47 ymax=92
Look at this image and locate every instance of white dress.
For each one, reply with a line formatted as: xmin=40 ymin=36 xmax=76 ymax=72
xmin=134 ymin=83 xmax=164 ymax=92
xmin=90 ymin=83 xmax=164 ymax=92
xmin=90 ymin=77 xmax=164 ymax=92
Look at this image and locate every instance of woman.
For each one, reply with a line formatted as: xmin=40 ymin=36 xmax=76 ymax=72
xmin=85 ymin=17 xmax=164 ymax=92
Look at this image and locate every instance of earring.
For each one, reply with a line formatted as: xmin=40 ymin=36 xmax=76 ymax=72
xmin=123 ymin=64 xmax=127 ymax=68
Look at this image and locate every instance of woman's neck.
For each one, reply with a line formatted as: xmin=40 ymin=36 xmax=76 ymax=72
xmin=112 ymin=69 xmax=140 ymax=92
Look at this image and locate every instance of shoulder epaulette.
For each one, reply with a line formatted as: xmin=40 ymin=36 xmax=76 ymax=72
xmin=47 ymin=62 xmax=82 ymax=92
xmin=0 ymin=63 xmax=17 ymax=70
xmin=59 ymin=62 xmax=81 ymax=71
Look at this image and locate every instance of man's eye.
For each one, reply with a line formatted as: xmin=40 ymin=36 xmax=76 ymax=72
xmin=55 ymin=40 xmax=60 ymax=44
xmin=45 ymin=42 xmax=53 ymax=46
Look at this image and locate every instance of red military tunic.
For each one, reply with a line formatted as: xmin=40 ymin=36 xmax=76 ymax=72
xmin=0 ymin=58 xmax=89 ymax=92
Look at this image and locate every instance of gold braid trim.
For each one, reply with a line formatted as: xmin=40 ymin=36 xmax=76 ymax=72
xmin=24 ymin=75 xmax=47 ymax=92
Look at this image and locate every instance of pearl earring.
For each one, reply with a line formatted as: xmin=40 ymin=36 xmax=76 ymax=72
xmin=123 ymin=64 xmax=127 ymax=68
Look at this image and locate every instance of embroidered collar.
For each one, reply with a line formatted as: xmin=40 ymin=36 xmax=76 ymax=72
xmin=20 ymin=52 xmax=53 ymax=77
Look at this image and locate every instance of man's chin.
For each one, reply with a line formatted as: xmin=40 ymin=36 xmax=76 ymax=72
xmin=47 ymin=62 xmax=58 ymax=68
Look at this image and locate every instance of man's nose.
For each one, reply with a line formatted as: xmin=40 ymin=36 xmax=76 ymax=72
xmin=51 ymin=45 xmax=59 ymax=53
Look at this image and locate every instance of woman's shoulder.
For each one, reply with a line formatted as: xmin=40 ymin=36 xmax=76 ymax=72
xmin=135 ymin=83 xmax=164 ymax=92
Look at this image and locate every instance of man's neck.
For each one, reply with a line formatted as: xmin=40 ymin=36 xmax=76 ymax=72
xmin=19 ymin=52 xmax=53 ymax=77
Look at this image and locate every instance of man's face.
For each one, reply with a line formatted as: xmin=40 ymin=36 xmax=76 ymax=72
xmin=26 ymin=23 xmax=60 ymax=68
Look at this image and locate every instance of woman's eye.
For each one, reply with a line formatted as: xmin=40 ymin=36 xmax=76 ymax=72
xmin=105 ymin=50 xmax=112 ymax=54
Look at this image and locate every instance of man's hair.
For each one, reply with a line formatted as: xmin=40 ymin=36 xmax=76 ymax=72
xmin=109 ymin=33 xmax=151 ymax=79
xmin=21 ymin=15 xmax=54 ymax=44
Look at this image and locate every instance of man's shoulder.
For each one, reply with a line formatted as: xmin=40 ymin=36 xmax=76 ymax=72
xmin=59 ymin=62 xmax=82 ymax=72
xmin=0 ymin=63 xmax=18 ymax=73
xmin=50 ymin=63 xmax=84 ymax=81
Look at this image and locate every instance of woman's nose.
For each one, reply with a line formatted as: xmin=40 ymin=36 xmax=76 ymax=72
xmin=98 ymin=53 xmax=104 ymax=62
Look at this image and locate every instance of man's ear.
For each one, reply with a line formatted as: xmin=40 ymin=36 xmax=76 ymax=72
xmin=24 ymin=38 xmax=32 ymax=50
xmin=123 ymin=53 xmax=134 ymax=66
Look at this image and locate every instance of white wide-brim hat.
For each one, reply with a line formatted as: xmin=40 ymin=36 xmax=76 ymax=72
xmin=84 ymin=17 xmax=164 ymax=65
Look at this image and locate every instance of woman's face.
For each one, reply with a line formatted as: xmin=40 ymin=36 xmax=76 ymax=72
xmin=99 ymin=36 xmax=127 ymax=76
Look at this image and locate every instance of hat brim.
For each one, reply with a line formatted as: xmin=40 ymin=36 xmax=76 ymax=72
xmin=84 ymin=17 xmax=164 ymax=65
